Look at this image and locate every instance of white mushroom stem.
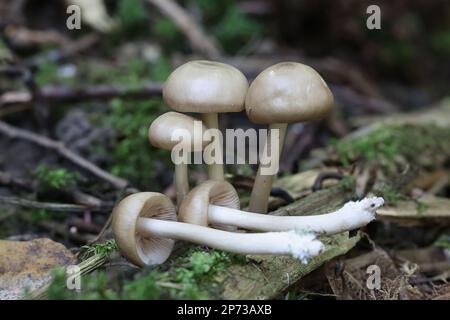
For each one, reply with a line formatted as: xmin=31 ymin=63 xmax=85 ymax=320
xmin=174 ymin=163 xmax=189 ymax=207
xmin=136 ymin=218 xmax=324 ymax=263
xmin=249 ymin=122 xmax=288 ymax=213
xmin=209 ymin=197 xmax=384 ymax=235
xmin=202 ymin=113 xmax=224 ymax=181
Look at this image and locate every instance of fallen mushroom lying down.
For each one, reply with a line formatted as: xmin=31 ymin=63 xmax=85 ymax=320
xmin=112 ymin=192 xmax=325 ymax=267
xmin=179 ymin=181 xmax=384 ymax=235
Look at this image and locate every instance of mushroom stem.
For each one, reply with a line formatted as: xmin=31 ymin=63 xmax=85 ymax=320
xmin=208 ymin=196 xmax=384 ymax=234
xmin=202 ymin=112 xmax=224 ymax=181
xmin=248 ymin=122 xmax=287 ymax=213
xmin=136 ymin=218 xmax=323 ymax=262
xmin=174 ymin=163 xmax=189 ymax=207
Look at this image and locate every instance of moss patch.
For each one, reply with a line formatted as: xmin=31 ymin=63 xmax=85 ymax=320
xmin=334 ymin=124 xmax=450 ymax=169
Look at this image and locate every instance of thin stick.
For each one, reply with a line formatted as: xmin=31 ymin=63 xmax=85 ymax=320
xmin=0 ymin=82 xmax=163 ymax=107
xmin=0 ymin=195 xmax=90 ymax=212
xmin=146 ymin=0 xmax=221 ymax=59
xmin=0 ymin=120 xmax=129 ymax=189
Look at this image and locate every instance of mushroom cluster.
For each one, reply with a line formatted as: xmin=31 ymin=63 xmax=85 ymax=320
xmin=112 ymin=60 xmax=385 ymax=267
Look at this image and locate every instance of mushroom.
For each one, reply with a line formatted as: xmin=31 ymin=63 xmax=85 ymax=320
xmin=163 ymin=60 xmax=248 ymax=181
xmin=112 ymin=192 xmax=324 ymax=267
xmin=179 ymin=180 xmax=383 ymax=234
xmin=245 ymin=62 xmax=334 ymax=213
xmin=149 ymin=112 xmax=208 ymax=206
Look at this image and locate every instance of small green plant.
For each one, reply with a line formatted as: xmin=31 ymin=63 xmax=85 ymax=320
xmin=34 ymin=165 xmax=79 ymax=191
xmin=376 ymin=185 xmax=405 ymax=205
xmin=415 ymin=200 xmax=429 ymax=215
xmin=81 ymin=240 xmax=118 ymax=260
xmin=117 ymin=0 xmax=148 ymax=31
xmin=434 ymin=234 xmax=450 ymax=250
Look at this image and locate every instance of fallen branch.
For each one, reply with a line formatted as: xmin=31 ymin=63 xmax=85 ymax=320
xmin=146 ymin=0 xmax=221 ymax=59
xmin=0 ymin=82 xmax=163 ymax=107
xmin=0 ymin=120 xmax=130 ymax=189
xmin=0 ymin=195 xmax=92 ymax=212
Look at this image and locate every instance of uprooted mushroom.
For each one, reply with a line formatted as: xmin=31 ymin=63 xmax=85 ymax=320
xmin=179 ymin=180 xmax=384 ymax=235
xmin=112 ymin=192 xmax=324 ymax=267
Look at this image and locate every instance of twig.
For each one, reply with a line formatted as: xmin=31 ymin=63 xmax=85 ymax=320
xmin=89 ymin=213 xmax=113 ymax=245
xmin=146 ymin=0 xmax=221 ymax=59
xmin=0 ymin=171 xmax=36 ymax=190
xmin=0 ymin=195 xmax=91 ymax=212
xmin=0 ymin=82 xmax=163 ymax=107
xmin=0 ymin=120 xmax=130 ymax=189
xmin=312 ymin=172 xmax=344 ymax=191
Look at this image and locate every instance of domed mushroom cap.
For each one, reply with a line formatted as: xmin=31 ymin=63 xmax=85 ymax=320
xmin=163 ymin=60 xmax=248 ymax=113
xmin=245 ymin=62 xmax=334 ymax=124
xmin=149 ymin=112 xmax=208 ymax=150
xmin=179 ymin=180 xmax=240 ymax=227
xmin=112 ymin=192 xmax=176 ymax=267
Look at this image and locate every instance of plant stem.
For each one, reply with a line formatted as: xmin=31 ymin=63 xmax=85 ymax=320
xmin=249 ymin=123 xmax=287 ymax=213
xmin=202 ymin=112 xmax=224 ymax=180
xmin=174 ymin=163 xmax=189 ymax=207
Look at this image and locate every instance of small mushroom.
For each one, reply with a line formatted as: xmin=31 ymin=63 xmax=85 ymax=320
xmin=163 ymin=60 xmax=248 ymax=181
xmin=149 ymin=112 xmax=208 ymax=206
xmin=245 ymin=62 xmax=334 ymax=213
xmin=179 ymin=180 xmax=383 ymax=234
xmin=112 ymin=192 xmax=324 ymax=267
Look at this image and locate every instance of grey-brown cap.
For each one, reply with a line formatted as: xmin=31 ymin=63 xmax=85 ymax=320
xmin=149 ymin=112 xmax=208 ymax=150
xmin=112 ymin=192 xmax=176 ymax=267
xmin=163 ymin=60 xmax=248 ymax=113
xmin=245 ymin=62 xmax=334 ymax=124
xmin=179 ymin=180 xmax=240 ymax=227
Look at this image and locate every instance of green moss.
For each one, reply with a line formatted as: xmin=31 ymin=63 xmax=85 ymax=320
xmin=340 ymin=175 xmax=356 ymax=191
xmin=34 ymin=165 xmax=79 ymax=191
xmin=117 ymin=0 xmax=148 ymax=31
xmin=44 ymin=248 xmax=245 ymax=300
xmin=334 ymin=124 xmax=450 ymax=168
xmin=121 ymin=249 xmax=244 ymax=299
xmin=434 ymin=234 xmax=450 ymax=250
xmin=100 ymin=98 xmax=169 ymax=188
xmin=28 ymin=209 xmax=64 ymax=223
xmin=415 ymin=200 xmax=429 ymax=215
xmin=213 ymin=6 xmax=263 ymax=53
xmin=80 ymin=240 xmax=117 ymax=260
xmin=375 ymin=185 xmax=406 ymax=205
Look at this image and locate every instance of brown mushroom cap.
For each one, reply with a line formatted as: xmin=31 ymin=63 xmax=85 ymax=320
xmin=163 ymin=60 xmax=248 ymax=113
xmin=245 ymin=62 xmax=334 ymax=124
xmin=149 ymin=112 xmax=208 ymax=151
xmin=112 ymin=192 xmax=176 ymax=267
xmin=179 ymin=180 xmax=240 ymax=227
